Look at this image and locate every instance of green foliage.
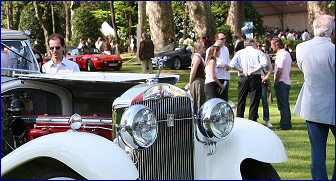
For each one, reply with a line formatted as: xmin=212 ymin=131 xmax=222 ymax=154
xmin=172 ymin=1 xmax=194 ymax=39
xmin=244 ymin=1 xmax=264 ymax=34
xmin=71 ymin=7 xmax=102 ymax=46
xmin=210 ymin=1 xmax=231 ymax=28
xmin=18 ymin=3 xmax=45 ymax=53
xmin=328 ymin=1 xmax=335 ymax=8
xmin=282 ymin=39 xmax=305 ymax=50
xmin=1 ymin=2 xmax=28 ymax=30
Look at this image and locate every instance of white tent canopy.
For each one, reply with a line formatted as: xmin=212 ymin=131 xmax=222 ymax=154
xmin=100 ymin=21 xmax=115 ymax=37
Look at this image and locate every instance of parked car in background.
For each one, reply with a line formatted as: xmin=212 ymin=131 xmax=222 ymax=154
xmin=152 ymin=43 xmax=192 ymax=70
xmin=66 ymin=47 xmax=122 ymax=71
xmin=2 ymin=29 xmax=288 ymax=180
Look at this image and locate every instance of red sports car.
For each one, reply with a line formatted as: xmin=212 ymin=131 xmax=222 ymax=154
xmin=66 ymin=48 xmax=122 ymax=71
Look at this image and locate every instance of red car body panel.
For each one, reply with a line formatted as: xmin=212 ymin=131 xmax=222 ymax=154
xmin=66 ymin=53 xmax=122 ymax=71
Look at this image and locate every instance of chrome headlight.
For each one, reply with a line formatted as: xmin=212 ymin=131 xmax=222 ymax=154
xmin=119 ymin=105 xmax=158 ymax=149
xmin=68 ymin=113 xmax=82 ymax=131
xmin=198 ymin=98 xmax=234 ymax=142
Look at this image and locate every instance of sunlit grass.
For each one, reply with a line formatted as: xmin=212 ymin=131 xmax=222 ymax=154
xmin=109 ymin=54 xmax=335 ymax=180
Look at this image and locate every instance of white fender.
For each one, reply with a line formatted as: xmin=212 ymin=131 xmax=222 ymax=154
xmin=194 ymin=117 xmax=288 ymax=179
xmin=1 ymin=131 xmax=138 ymax=180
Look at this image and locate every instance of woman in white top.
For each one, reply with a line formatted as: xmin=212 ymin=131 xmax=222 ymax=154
xmin=204 ymin=46 xmax=226 ymax=100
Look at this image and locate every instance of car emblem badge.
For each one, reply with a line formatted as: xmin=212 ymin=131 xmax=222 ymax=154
xmin=167 ymin=114 xmax=174 ymax=127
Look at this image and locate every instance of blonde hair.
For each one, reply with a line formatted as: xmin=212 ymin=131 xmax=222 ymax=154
xmin=192 ymin=41 xmax=204 ymax=59
xmin=205 ymin=46 xmax=220 ymax=66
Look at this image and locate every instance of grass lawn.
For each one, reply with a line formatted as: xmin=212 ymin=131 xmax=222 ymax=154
xmin=112 ymin=53 xmax=335 ymax=180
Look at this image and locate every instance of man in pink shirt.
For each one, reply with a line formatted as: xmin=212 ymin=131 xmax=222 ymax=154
xmin=271 ymin=37 xmax=292 ymax=130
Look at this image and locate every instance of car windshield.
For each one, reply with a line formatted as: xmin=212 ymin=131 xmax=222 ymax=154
xmin=81 ymin=47 xmax=100 ymax=54
xmin=158 ymin=44 xmax=187 ymax=53
xmin=1 ymin=40 xmax=40 ymax=75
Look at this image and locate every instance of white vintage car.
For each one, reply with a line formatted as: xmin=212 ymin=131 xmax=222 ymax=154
xmin=1 ymin=29 xmax=287 ymax=180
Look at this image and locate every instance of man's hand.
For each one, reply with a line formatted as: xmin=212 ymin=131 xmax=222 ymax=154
xmin=242 ymin=69 xmax=248 ymax=77
xmin=262 ymin=77 xmax=268 ymax=83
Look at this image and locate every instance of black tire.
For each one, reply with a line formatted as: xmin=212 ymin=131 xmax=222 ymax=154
xmin=87 ymin=60 xmax=95 ymax=71
xmin=240 ymin=159 xmax=280 ymax=180
xmin=171 ymin=57 xmax=181 ymax=70
xmin=32 ymin=166 xmax=86 ymax=180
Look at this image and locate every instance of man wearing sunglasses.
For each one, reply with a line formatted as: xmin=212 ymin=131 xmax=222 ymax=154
xmin=42 ymin=34 xmax=80 ymax=73
xmin=204 ymin=32 xmax=231 ymax=101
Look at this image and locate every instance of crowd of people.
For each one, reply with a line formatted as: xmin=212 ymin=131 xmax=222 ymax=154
xmin=76 ymin=36 xmax=120 ymax=55
xmin=186 ymin=14 xmax=335 ymax=180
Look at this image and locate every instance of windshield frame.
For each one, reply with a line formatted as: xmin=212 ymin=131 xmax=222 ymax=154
xmin=1 ymin=39 xmax=41 ymax=76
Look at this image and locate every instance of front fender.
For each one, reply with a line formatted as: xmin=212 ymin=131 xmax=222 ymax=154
xmin=1 ymin=131 xmax=138 ymax=180
xmin=194 ymin=117 xmax=287 ymax=179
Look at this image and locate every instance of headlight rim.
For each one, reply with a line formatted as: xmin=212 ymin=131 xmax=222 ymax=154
xmin=197 ymin=98 xmax=234 ymax=142
xmin=119 ymin=105 xmax=158 ymax=149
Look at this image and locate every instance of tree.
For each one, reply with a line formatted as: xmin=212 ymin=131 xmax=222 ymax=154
xmin=71 ymin=7 xmax=101 ymax=46
xmin=6 ymin=1 xmax=13 ymax=29
xmin=18 ymin=3 xmax=45 ymax=53
xmin=110 ymin=1 xmax=119 ymax=55
xmin=110 ymin=1 xmax=119 ymax=44
xmin=186 ymin=1 xmax=216 ymax=41
xmin=147 ymin=1 xmax=175 ymax=52
xmin=63 ymin=1 xmax=71 ymax=42
xmin=226 ymin=1 xmax=244 ymax=37
xmin=307 ymin=1 xmax=335 ymax=38
xmin=33 ymin=1 xmax=52 ymax=56
xmin=137 ymin=1 xmax=147 ymax=64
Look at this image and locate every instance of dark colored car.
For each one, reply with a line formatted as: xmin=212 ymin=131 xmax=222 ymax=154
xmin=152 ymin=44 xmax=192 ymax=70
xmin=66 ymin=48 xmax=122 ymax=71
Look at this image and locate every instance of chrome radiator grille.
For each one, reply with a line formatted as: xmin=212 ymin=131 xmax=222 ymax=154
xmin=134 ymin=97 xmax=194 ymax=180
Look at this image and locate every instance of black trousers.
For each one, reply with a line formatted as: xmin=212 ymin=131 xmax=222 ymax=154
xmin=204 ymin=79 xmax=229 ymax=101
xmin=237 ymin=75 xmax=262 ymax=121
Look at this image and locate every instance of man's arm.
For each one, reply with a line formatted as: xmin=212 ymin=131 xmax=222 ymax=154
xmin=274 ymin=68 xmax=283 ymax=84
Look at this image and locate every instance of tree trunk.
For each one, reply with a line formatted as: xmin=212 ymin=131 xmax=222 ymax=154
xmin=33 ymin=1 xmax=51 ymax=56
xmin=70 ymin=1 xmax=80 ymax=36
xmin=6 ymin=1 xmax=13 ymax=29
xmin=183 ymin=2 xmax=188 ymax=39
xmin=226 ymin=1 xmax=245 ymax=37
xmin=110 ymin=1 xmax=120 ymax=55
xmin=137 ymin=1 xmax=147 ymax=64
xmin=63 ymin=1 xmax=71 ymax=42
xmin=51 ymin=2 xmax=56 ymax=34
xmin=186 ymin=1 xmax=216 ymax=41
xmin=307 ymin=1 xmax=335 ymax=39
xmin=147 ymin=1 xmax=175 ymax=52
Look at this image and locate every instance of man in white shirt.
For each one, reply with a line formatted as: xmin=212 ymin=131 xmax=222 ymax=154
xmin=229 ymin=39 xmax=267 ymax=121
xmin=271 ymin=37 xmax=292 ymax=130
xmin=301 ymin=29 xmax=310 ymax=41
xmin=42 ymin=34 xmax=80 ymax=73
xmin=205 ymin=32 xmax=231 ymax=101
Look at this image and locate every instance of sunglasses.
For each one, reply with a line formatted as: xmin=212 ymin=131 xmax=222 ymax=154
xmin=219 ymin=38 xmax=225 ymax=40
xmin=49 ymin=46 xmax=61 ymax=51
xmin=257 ymin=45 xmax=262 ymax=47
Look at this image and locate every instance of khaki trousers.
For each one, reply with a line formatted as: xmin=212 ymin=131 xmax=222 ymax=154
xmin=141 ymin=59 xmax=153 ymax=74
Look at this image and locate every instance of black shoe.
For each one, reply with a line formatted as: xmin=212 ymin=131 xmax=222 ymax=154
xmin=275 ymin=127 xmax=291 ymax=131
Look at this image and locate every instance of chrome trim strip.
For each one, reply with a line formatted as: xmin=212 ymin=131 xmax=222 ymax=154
xmin=34 ymin=125 xmax=113 ymax=131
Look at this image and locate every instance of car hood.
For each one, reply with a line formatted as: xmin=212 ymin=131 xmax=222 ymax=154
xmin=155 ymin=51 xmax=177 ymax=57
xmin=13 ymin=72 xmax=179 ymax=87
xmin=85 ymin=54 xmax=121 ymax=59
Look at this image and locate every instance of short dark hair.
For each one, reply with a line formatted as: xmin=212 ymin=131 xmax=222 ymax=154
xmin=48 ymin=34 xmax=65 ymax=47
xmin=271 ymin=37 xmax=284 ymax=49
